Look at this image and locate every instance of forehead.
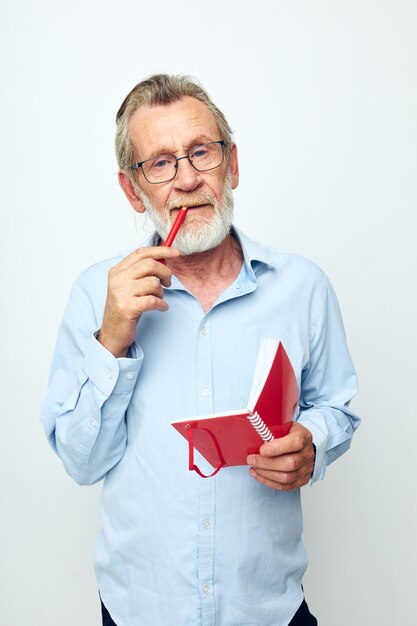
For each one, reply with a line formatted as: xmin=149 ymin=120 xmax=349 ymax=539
xmin=129 ymin=97 xmax=220 ymax=159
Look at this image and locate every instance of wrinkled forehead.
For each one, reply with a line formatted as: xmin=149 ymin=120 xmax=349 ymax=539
xmin=128 ymin=97 xmax=221 ymax=160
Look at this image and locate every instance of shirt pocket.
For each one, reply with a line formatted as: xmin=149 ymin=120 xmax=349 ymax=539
xmin=237 ymin=325 xmax=304 ymax=406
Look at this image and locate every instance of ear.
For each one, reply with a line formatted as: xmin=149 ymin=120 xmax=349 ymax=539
xmin=118 ymin=170 xmax=146 ymax=213
xmin=229 ymin=143 xmax=239 ymax=190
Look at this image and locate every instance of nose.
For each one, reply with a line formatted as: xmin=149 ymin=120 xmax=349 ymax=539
xmin=173 ymin=155 xmax=202 ymax=192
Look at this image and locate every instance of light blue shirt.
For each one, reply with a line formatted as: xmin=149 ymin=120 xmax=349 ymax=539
xmin=40 ymin=227 xmax=360 ymax=626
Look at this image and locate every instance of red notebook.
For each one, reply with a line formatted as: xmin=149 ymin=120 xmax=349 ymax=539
xmin=171 ymin=340 xmax=299 ymax=477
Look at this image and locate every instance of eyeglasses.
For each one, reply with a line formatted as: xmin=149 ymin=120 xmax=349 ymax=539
xmin=129 ymin=140 xmax=226 ymax=184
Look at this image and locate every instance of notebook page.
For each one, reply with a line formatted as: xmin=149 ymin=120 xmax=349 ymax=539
xmin=247 ymin=338 xmax=278 ymax=409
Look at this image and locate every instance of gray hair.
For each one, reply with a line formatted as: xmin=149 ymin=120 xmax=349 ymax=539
xmin=115 ymin=74 xmax=233 ymax=177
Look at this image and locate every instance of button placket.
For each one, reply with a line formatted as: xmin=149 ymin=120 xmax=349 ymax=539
xmin=196 ymin=315 xmax=216 ymax=621
xmin=197 ymin=319 xmax=212 ymax=411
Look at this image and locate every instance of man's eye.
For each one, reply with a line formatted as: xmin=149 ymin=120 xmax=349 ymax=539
xmin=153 ymin=158 xmax=171 ymax=168
xmin=192 ymin=148 xmax=208 ymax=158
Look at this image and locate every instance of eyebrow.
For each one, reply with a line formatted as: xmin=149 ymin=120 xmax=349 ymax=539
xmin=144 ymin=135 xmax=217 ymax=160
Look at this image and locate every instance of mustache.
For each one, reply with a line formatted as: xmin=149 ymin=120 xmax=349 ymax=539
xmin=167 ymin=191 xmax=216 ymax=210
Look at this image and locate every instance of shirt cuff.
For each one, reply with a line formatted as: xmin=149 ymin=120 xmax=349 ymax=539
xmin=83 ymin=332 xmax=144 ymax=397
xmin=296 ymin=418 xmax=328 ymax=483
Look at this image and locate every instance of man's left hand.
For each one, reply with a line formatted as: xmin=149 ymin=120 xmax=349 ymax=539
xmin=247 ymin=423 xmax=315 ymax=491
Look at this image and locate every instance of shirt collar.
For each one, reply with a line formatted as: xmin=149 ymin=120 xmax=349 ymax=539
xmin=135 ymin=226 xmax=280 ymax=282
xmin=141 ymin=226 xmax=278 ymax=263
xmin=231 ymin=226 xmax=280 ymax=273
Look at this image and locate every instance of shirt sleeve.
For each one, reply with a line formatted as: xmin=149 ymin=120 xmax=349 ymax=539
xmin=296 ymin=276 xmax=361 ymax=483
xmin=39 ymin=277 xmax=143 ymax=485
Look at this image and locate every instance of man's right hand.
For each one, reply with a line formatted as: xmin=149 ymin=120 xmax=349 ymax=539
xmin=97 ymin=246 xmax=181 ymax=357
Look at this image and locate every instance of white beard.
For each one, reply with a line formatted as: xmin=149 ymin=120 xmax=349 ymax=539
xmin=136 ymin=172 xmax=234 ymax=255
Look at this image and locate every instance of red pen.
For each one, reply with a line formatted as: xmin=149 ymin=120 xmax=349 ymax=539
xmin=163 ymin=207 xmax=189 ymax=247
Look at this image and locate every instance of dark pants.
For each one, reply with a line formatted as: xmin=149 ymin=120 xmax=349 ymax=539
xmin=101 ymin=599 xmax=117 ymax=626
xmin=289 ymin=598 xmax=318 ymax=625
xmin=101 ymin=597 xmax=317 ymax=625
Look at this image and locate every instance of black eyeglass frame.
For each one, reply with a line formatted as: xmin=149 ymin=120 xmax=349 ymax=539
xmin=128 ymin=140 xmax=226 ymax=184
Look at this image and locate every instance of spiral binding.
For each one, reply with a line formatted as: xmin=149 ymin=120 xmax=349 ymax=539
xmin=247 ymin=411 xmax=274 ymax=442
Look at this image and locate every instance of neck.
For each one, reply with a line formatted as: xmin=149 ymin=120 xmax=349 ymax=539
xmin=166 ymin=232 xmax=242 ymax=278
xmin=163 ymin=232 xmax=244 ymax=311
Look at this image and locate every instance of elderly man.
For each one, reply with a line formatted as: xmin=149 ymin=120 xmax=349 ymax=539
xmin=41 ymin=74 xmax=360 ymax=626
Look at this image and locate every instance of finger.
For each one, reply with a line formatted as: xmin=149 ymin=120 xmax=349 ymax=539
xmin=106 ymin=290 xmax=169 ymax=320
xmin=251 ymin=468 xmax=300 ymax=486
xmin=259 ymin=424 xmax=311 ymax=458
xmin=132 ymin=294 xmax=169 ymax=314
xmin=105 ymin=275 xmax=164 ymax=312
xmin=249 ymin=468 xmax=310 ymax=491
xmin=122 ymin=246 xmax=181 ymax=270
xmin=250 ymin=466 xmax=300 ymax=486
xmin=129 ymin=276 xmax=164 ymax=299
xmin=247 ymin=451 xmax=304 ymax=472
xmin=127 ymin=258 xmax=175 ymax=287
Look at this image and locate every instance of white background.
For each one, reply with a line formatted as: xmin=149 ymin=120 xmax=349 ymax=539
xmin=1 ymin=1 xmax=416 ymax=624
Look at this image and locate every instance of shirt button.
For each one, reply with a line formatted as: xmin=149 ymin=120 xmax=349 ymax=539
xmin=202 ymin=519 xmax=211 ymax=529
xmin=105 ymin=370 xmax=113 ymax=379
xmin=201 ymin=326 xmax=208 ymax=336
xmin=201 ymin=387 xmax=210 ymax=397
xmin=202 ymin=584 xmax=211 ymax=595
xmin=236 ymin=284 xmax=242 ymax=290
xmin=90 ymin=418 xmax=98 ymax=428
xmin=126 ymin=371 xmax=134 ymax=380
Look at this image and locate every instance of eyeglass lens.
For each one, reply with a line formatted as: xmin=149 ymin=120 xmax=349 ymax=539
xmin=142 ymin=142 xmax=223 ymax=183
